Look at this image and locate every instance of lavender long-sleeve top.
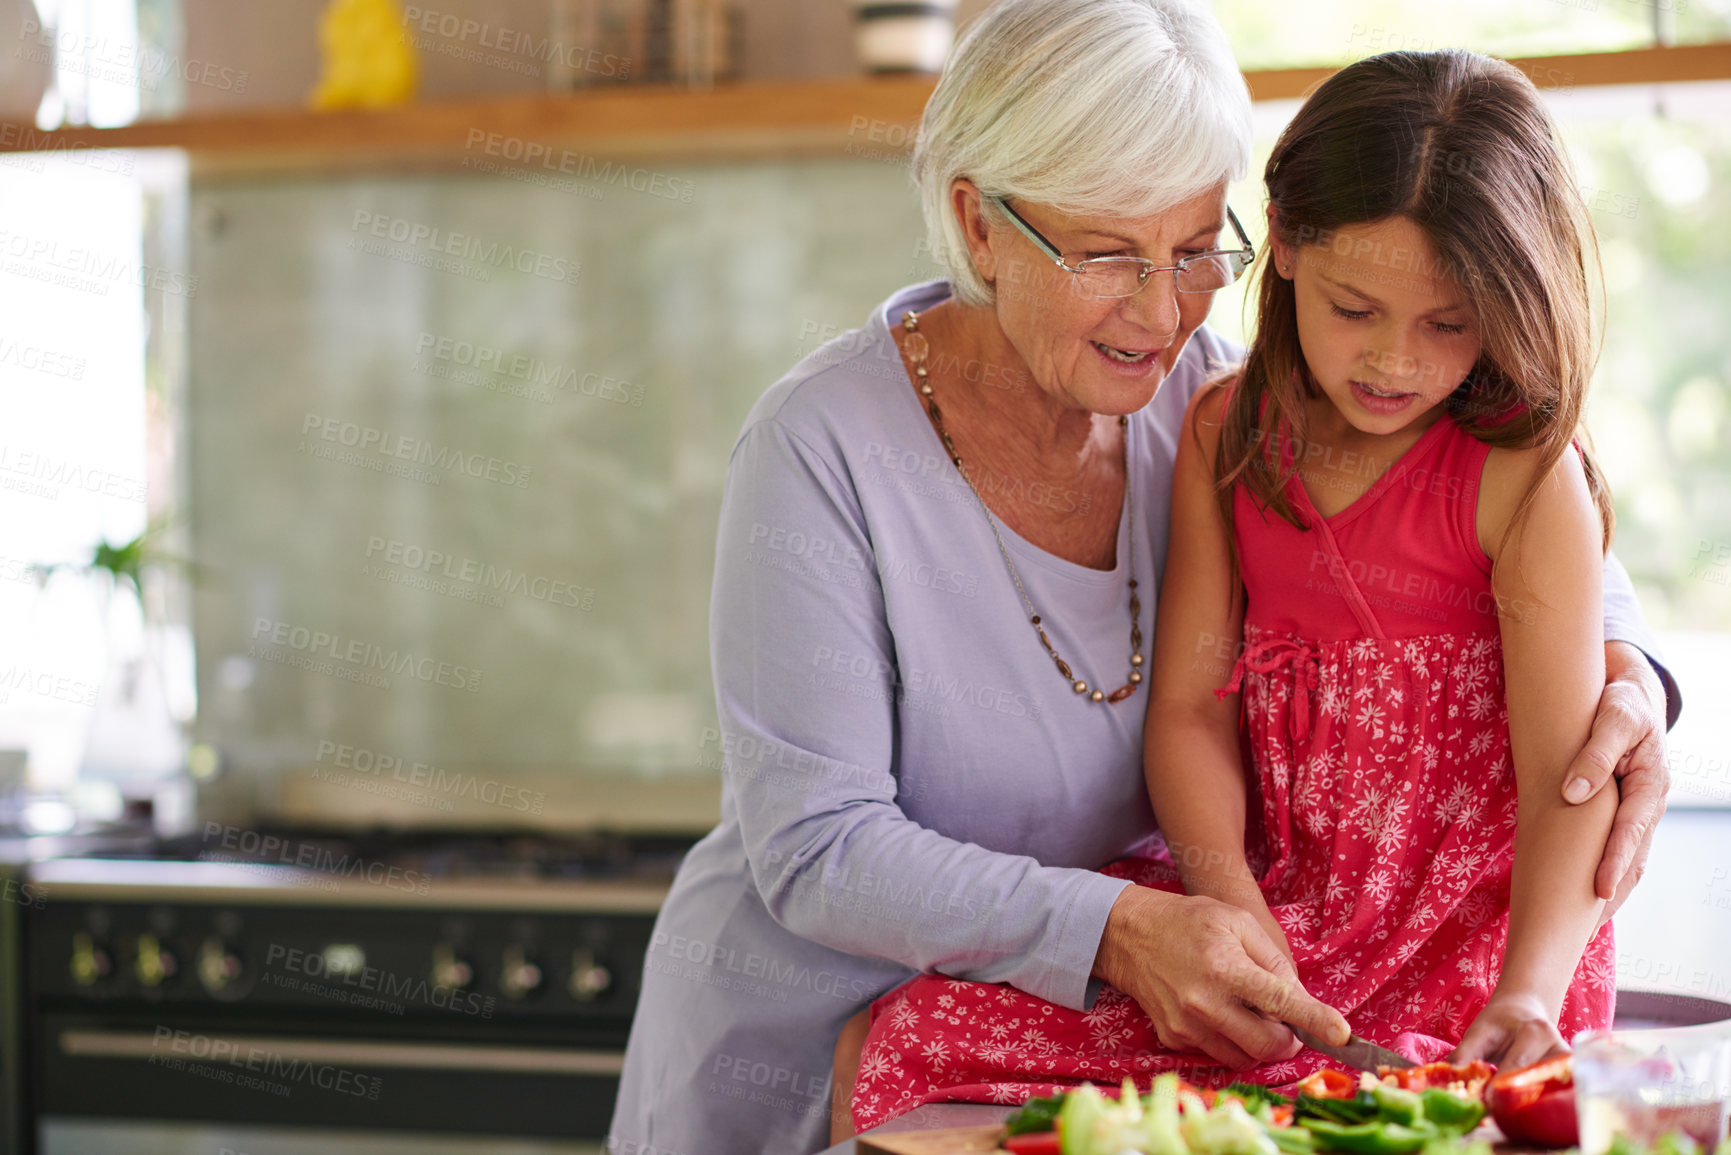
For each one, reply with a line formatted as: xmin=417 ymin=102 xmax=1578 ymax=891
xmin=609 ymin=280 xmax=1676 ymax=1155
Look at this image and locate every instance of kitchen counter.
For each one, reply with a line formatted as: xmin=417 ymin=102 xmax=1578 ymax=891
xmin=817 ymin=1104 xmax=1550 ymax=1155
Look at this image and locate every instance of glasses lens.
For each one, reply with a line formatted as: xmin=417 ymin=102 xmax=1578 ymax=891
xmin=1072 ymin=252 xmax=1249 ymax=298
xmin=1175 ymin=252 xmax=1243 ymax=294
xmin=1071 ymin=258 xmax=1148 ymax=300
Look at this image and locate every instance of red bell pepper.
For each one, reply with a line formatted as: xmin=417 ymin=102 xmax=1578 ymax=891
xmin=1486 ymin=1056 xmax=1576 ymax=1148
xmin=1297 ymin=1068 xmax=1362 ymax=1099
xmin=1002 ymin=1127 xmax=1064 ymax=1154
xmin=1378 ymin=1061 xmax=1496 ymax=1098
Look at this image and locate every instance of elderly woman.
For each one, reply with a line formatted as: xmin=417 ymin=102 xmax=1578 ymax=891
xmin=608 ymin=2 xmax=1680 ymax=1152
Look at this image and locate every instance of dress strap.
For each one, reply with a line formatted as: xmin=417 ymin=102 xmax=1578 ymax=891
xmin=1309 ymin=514 xmax=1388 ymax=640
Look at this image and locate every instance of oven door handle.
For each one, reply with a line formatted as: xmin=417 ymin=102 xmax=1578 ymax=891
xmin=59 ymin=1029 xmax=626 ymax=1076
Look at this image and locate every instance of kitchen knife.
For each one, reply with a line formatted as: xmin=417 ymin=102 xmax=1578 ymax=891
xmin=1289 ymin=1024 xmax=1415 ymax=1072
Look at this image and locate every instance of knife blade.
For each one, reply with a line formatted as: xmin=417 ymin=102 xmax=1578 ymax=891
xmin=1289 ymin=1024 xmax=1415 ymax=1072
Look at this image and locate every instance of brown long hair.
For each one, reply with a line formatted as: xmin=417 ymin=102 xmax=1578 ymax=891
xmin=1216 ymin=50 xmax=1613 ymax=553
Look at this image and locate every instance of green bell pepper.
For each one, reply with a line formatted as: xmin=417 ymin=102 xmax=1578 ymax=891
xmin=1266 ymin=1123 xmax=1319 ymax=1154
xmin=1370 ymin=1085 xmax=1424 ymax=1127
xmin=1305 ymin=1120 xmax=1438 ymax=1155
xmin=1416 ymin=1088 xmax=1485 ymax=1133
xmin=1005 ymin=1095 xmax=1066 ymax=1136
xmin=1297 ymin=1092 xmax=1380 ymax=1126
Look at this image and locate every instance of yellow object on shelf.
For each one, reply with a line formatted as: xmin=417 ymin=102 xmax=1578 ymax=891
xmin=309 ymin=0 xmax=418 ymax=111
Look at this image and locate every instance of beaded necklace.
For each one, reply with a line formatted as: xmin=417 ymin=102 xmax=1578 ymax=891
xmin=898 ymin=308 xmax=1144 ymax=704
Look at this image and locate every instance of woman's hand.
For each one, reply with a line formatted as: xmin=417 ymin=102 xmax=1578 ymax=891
xmin=1563 ymin=641 xmax=1670 ymax=923
xmin=1451 ymin=990 xmax=1568 ymax=1069
xmin=1094 ymin=886 xmax=1348 ymax=1070
xmin=1198 ymin=875 xmax=1298 ymax=975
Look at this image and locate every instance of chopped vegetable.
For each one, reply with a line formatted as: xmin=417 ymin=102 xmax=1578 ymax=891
xmin=1138 ymin=1074 xmax=1193 ymax=1155
xmin=1213 ymin=1084 xmax=1294 ymax=1128
xmin=1369 ymin=1085 xmax=1424 ymax=1127
xmin=1651 ymin=1135 xmax=1702 ymax=1155
xmin=1180 ymin=1100 xmax=1281 ymax=1155
xmin=1004 ymin=1132 xmax=1065 ymax=1155
xmin=1376 ymin=1062 xmax=1495 ymax=1098
xmin=1178 ymin=1084 xmax=1213 ymax=1117
xmin=1416 ymin=1089 xmax=1484 ymax=1133
xmin=1052 ymin=1077 xmax=1193 ymax=1155
xmin=1605 ymin=1133 xmax=1723 ymax=1155
xmin=1297 ymin=1069 xmax=1361 ymax=1100
xmin=1217 ymin=1084 xmax=1294 ymax=1110
xmin=1484 ymin=1056 xmax=1574 ymax=1148
xmin=1304 ymin=1120 xmax=1436 ymax=1155
xmin=1006 ymin=1096 xmax=1067 ymax=1136
xmin=1267 ymin=1124 xmax=1318 ymax=1154
xmin=1057 ymin=1083 xmax=1118 ymax=1155
xmin=1296 ymin=1091 xmax=1380 ymax=1126
xmin=1004 ymin=1066 xmax=1494 ymax=1155
xmin=1421 ymin=1138 xmax=1491 ymax=1155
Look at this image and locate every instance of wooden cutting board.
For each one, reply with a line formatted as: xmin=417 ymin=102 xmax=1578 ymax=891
xmin=856 ymin=1125 xmax=1005 ymax=1154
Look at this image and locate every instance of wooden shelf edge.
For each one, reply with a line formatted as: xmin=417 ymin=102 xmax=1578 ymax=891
xmin=0 ymin=74 xmax=938 ymax=171
xmin=1245 ymin=42 xmax=1731 ymax=102
xmin=0 ymin=44 xmax=1726 ymax=172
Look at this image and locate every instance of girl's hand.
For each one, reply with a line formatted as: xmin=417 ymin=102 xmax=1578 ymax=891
xmin=1450 ymin=991 xmax=1568 ymax=1069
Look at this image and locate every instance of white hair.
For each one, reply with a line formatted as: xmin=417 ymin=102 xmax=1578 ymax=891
xmin=913 ymin=0 xmax=1253 ymax=305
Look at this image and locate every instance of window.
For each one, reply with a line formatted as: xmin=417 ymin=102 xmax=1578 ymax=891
xmin=1212 ymin=0 xmax=1731 ymax=69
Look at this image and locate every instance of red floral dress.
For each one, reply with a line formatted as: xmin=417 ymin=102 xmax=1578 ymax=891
xmin=850 ymin=416 xmax=1615 ymax=1132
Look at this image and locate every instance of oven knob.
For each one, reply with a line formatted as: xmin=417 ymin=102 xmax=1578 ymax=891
xmin=500 ymin=946 xmax=542 ymax=1000
xmin=197 ymin=938 xmax=244 ymax=995
xmin=568 ymin=949 xmax=611 ymax=1002
xmin=322 ymin=944 xmax=366 ymax=979
xmin=70 ymin=932 xmax=112 ymax=987
xmin=134 ymin=933 xmax=178 ymax=988
xmin=430 ymin=945 xmax=472 ymax=992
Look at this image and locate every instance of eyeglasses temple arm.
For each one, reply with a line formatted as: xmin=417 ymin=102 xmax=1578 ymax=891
xmin=983 ymin=194 xmax=1073 ymax=270
xmin=1227 ymin=206 xmax=1256 ymax=260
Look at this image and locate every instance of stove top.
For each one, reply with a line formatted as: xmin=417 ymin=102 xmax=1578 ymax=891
xmin=101 ymin=826 xmax=699 ymax=881
xmin=30 ymin=825 xmax=701 ymax=910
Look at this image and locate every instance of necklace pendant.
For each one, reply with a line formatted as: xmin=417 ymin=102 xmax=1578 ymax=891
xmin=1106 ymin=684 xmax=1136 ymax=704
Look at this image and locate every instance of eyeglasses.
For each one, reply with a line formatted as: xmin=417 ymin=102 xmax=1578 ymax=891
xmin=985 ymin=194 xmax=1256 ymax=300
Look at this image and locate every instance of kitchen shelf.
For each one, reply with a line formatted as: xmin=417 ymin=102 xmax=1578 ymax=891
xmin=1243 ymin=42 xmax=1731 ymax=103
xmin=0 ymin=74 xmax=942 ymax=177
xmin=1 ymin=43 xmax=1727 ymax=177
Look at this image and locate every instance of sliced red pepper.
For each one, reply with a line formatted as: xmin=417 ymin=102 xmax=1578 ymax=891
xmin=1003 ymin=1131 xmax=1064 ymax=1155
xmin=1297 ymin=1068 xmax=1361 ymax=1099
xmin=1377 ymin=1061 xmax=1496 ymax=1097
xmin=1486 ymin=1056 xmax=1575 ymax=1148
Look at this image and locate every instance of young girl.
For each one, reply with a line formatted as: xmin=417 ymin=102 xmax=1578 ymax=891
xmin=843 ymin=49 xmax=1619 ymax=1133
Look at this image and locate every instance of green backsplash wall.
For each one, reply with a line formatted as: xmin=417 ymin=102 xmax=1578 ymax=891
xmin=188 ymin=157 xmax=936 ymax=828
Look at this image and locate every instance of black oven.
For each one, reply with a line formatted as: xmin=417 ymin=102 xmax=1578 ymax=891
xmin=23 ymin=832 xmax=690 ymax=1153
